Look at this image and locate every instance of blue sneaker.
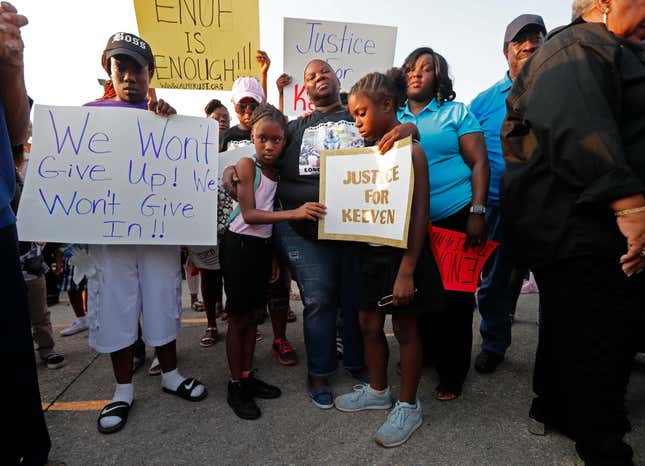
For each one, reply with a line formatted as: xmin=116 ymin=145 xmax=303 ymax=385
xmin=309 ymin=385 xmax=334 ymax=409
xmin=335 ymin=384 xmax=392 ymax=412
xmin=375 ymin=400 xmax=423 ymax=447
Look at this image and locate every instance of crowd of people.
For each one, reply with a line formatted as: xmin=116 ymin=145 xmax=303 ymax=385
xmin=3 ymin=0 xmax=644 ymax=464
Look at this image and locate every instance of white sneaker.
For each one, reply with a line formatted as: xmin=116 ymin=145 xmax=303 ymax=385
xmin=60 ymin=316 xmax=89 ymax=336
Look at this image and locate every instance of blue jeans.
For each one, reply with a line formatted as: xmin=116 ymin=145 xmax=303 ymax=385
xmin=476 ymin=206 xmax=522 ymax=355
xmin=274 ymin=221 xmax=365 ymax=377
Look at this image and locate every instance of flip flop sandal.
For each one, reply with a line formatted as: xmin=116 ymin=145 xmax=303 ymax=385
xmin=434 ymin=388 xmax=459 ymax=401
xmin=191 ymin=301 xmax=205 ymax=312
xmin=199 ymin=327 xmax=219 ymax=348
xmin=162 ymin=378 xmax=208 ymax=402
xmin=97 ymin=400 xmax=133 ymax=434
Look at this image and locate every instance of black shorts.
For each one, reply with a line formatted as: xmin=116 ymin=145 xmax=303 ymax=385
xmin=358 ymin=243 xmax=445 ymax=314
xmin=222 ymin=230 xmax=271 ymax=315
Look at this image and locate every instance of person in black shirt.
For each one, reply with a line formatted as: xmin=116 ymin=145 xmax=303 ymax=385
xmin=272 ymin=59 xmax=419 ymax=408
xmin=501 ymin=2 xmax=645 ymax=464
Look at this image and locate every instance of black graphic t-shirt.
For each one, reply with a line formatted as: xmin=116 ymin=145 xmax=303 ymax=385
xmin=277 ymin=108 xmax=363 ymax=239
xmin=220 ymin=125 xmax=252 ymax=152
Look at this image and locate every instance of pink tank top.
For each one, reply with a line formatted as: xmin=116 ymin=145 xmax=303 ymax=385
xmin=229 ymin=171 xmax=278 ymax=239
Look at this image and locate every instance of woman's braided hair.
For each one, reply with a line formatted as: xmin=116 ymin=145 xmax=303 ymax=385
xmin=349 ymin=68 xmax=408 ymax=109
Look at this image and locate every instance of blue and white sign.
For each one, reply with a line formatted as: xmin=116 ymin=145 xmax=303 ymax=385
xmin=17 ymin=105 xmax=219 ymax=245
xmin=283 ymin=17 xmax=397 ymax=116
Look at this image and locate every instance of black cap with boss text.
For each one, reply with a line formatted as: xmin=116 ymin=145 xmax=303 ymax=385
xmin=104 ymin=32 xmax=155 ymax=71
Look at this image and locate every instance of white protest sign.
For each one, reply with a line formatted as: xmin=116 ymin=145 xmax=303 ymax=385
xmin=318 ymin=137 xmax=413 ymax=248
xmin=17 ymin=105 xmax=219 ymax=245
xmin=283 ymin=18 xmax=397 ymax=116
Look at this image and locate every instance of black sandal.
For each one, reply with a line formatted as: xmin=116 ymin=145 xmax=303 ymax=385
xmin=162 ymin=378 xmax=207 ymax=401
xmin=97 ymin=400 xmax=133 ymax=434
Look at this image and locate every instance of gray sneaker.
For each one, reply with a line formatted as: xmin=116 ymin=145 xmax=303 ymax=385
xmin=334 ymin=384 xmax=392 ymax=412
xmin=375 ymin=400 xmax=423 ymax=448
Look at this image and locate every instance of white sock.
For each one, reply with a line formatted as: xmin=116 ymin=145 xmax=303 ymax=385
xmin=369 ymin=385 xmax=390 ymax=396
xmin=99 ymin=383 xmax=133 ymax=430
xmin=161 ymin=368 xmax=205 ymax=398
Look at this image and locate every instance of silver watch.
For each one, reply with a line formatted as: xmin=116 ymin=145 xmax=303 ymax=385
xmin=469 ymin=204 xmax=487 ymax=215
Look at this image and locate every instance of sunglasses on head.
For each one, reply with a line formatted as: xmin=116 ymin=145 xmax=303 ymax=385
xmin=236 ymin=101 xmax=259 ymax=113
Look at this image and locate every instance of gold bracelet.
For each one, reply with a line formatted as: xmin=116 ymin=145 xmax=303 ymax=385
xmin=614 ymin=206 xmax=645 ymax=217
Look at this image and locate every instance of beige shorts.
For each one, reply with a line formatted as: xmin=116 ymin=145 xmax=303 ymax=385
xmin=87 ymin=245 xmax=182 ymax=353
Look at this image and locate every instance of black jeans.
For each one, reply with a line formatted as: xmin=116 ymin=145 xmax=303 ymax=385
xmin=1 ymin=224 xmax=51 ymax=465
xmin=419 ymin=207 xmax=475 ymax=394
xmin=533 ymin=255 xmax=645 ymax=466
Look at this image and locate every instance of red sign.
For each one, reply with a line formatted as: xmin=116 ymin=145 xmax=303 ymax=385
xmin=428 ymin=226 xmax=499 ymax=293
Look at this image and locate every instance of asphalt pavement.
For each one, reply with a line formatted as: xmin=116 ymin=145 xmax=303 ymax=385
xmin=39 ymin=287 xmax=645 ymax=465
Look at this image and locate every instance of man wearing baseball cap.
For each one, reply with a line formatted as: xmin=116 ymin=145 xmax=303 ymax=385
xmin=469 ymin=14 xmax=546 ymax=374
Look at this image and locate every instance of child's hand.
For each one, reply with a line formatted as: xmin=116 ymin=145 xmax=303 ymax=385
xmin=276 ymin=73 xmax=292 ymax=92
xmin=149 ymin=98 xmax=176 ymax=116
xmin=392 ymin=272 xmax=414 ymax=307
xmin=256 ymin=50 xmax=271 ymax=75
xmin=293 ymin=202 xmax=326 ymax=221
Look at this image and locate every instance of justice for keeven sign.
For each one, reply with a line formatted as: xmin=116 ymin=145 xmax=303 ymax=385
xmin=318 ymin=137 xmax=413 ymax=248
xmin=17 ymin=105 xmax=219 ymax=245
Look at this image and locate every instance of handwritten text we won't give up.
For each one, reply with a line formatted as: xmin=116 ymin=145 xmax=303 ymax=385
xmin=34 ymin=109 xmax=217 ymax=240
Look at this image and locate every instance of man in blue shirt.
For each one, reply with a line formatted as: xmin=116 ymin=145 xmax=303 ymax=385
xmin=0 ymin=3 xmax=52 ymax=464
xmin=469 ymin=14 xmax=546 ymax=374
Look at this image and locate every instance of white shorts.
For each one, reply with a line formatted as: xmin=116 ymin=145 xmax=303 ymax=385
xmin=87 ymin=245 xmax=182 ymax=353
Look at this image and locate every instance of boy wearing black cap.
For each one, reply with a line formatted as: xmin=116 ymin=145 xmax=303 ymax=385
xmin=86 ymin=32 xmax=208 ymax=435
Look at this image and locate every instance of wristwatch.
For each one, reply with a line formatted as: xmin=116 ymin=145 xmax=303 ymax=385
xmin=469 ymin=204 xmax=487 ymax=215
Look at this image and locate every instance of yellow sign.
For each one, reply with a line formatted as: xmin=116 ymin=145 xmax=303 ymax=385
xmin=133 ymin=0 xmax=260 ymax=91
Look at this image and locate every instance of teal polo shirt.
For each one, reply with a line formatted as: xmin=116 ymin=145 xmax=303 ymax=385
xmin=398 ymin=99 xmax=482 ymax=221
xmin=469 ymin=73 xmax=512 ymax=207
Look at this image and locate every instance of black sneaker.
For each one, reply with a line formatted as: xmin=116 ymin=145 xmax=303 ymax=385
xmin=227 ymin=381 xmax=261 ymax=420
xmin=474 ymin=350 xmax=504 ymax=374
xmin=243 ymin=370 xmax=282 ymax=399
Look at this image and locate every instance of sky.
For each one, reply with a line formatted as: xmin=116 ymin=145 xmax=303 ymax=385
xmin=17 ymin=0 xmax=571 ymax=119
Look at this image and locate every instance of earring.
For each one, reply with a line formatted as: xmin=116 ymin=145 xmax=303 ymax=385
xmin=602 ymin=7 xmax=609 ymax=24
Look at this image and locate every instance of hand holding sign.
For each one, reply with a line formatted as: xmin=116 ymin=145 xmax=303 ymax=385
xmin=429 ymin=226 xmax=499 ymax=292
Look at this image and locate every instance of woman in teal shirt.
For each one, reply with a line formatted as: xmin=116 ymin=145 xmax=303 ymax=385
xmin=398 ymin=47 xmax=489 ymax=400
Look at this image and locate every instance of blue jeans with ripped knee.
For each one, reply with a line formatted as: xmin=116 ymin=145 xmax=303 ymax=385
xmin=274 ymin=221 xmax=365 ymax=377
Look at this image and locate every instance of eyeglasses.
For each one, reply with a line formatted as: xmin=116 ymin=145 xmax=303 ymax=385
xmin=235 ymin=101 xmax=259 ymax=113
xmin=377 ymin=289 xmax=418 ymax=307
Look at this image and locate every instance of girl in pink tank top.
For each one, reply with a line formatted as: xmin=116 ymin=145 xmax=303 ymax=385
xmin=221 ymin=104 xmax=326 ymax=420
